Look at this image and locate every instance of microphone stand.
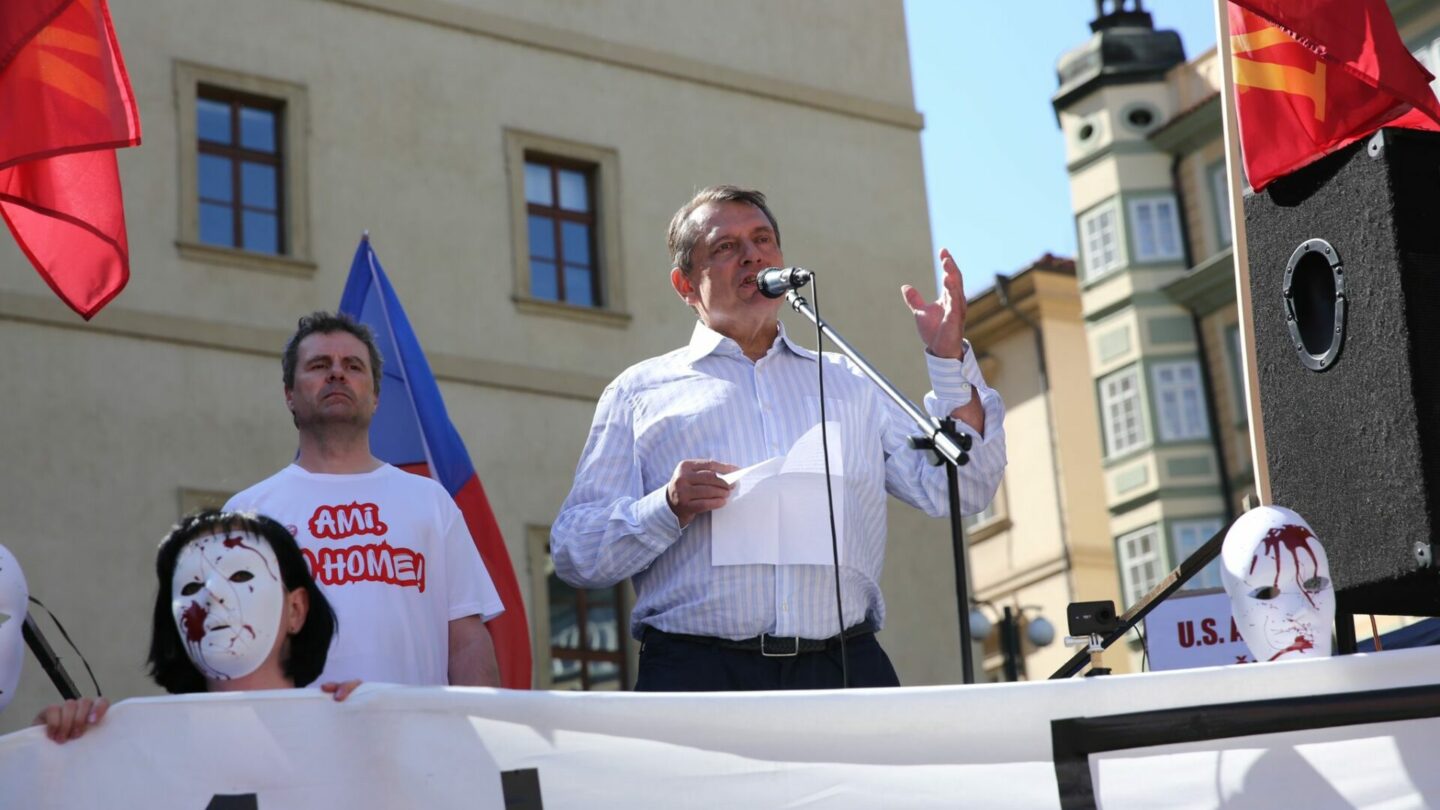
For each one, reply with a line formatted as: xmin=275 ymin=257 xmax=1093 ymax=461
xmin=785 ymin=290 xmax=978 ymax=684
xmin=23 ymin=613 xmax=80 ymax=700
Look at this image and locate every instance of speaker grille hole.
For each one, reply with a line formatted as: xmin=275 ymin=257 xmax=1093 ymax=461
xmin=1283 ymin=238 xmax=1346 ymax=372
xmin=1292 ymin=251 xmax=1336 ymax=356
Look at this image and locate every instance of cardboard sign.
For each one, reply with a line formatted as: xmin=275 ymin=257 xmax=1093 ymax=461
xmin=1145 ymin=588 xmax=1255 ymax=670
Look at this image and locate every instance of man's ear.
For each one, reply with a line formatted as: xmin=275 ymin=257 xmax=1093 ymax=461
xmin=670 ymin=267 xmax=695 ymax=304
xmin=284 ymin=387 xmax=295 ymax=414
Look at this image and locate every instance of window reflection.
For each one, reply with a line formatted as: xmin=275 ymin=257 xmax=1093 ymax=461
xmin=547 ymin=555 xmax=626 ymax=690
xmin=195 ymin=86 xmax=284 ymax=254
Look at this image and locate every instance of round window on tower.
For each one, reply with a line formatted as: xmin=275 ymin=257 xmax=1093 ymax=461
xmin=1121 ymin=103 xmax=1162 ymax=133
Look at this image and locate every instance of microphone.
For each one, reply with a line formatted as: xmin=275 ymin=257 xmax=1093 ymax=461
xmin=757 ymin=266 xmax=813 ymax=298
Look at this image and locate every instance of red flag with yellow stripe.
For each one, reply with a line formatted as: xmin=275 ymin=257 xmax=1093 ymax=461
xmin=0 ymin=0 xmax=141 ymax=319
xmin=1229 ymin=0 xmax=1440 ymax=190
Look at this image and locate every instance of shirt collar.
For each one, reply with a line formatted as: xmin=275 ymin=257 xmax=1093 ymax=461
xmin=683 ymin=319 xmax=816 ymax=364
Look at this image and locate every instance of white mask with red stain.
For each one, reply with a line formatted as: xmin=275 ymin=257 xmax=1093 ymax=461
xmin=0 ymin=544 xmax=27 ymax=713
xmin=171 ymin=531 xmax=285 ymax=680
xmin=1221 ymin=506 xmax=1335 ymax=663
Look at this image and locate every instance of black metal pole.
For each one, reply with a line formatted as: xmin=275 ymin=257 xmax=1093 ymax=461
xmin=947 ymin=455 xmax=975 ymax=684
xmin=23 ymin=613 xmax=79 ymax=700
xmin=1001 ymin=606 xmax=1020 ymax=682
xmin=1335 ymin=607 xmax=1357 ymax=654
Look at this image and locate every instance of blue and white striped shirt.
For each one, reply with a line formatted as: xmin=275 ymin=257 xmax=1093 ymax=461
xmin=552 ymin=320 xmax=1006 ymax=641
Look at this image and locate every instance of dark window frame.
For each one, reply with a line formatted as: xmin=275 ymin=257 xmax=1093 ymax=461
xmin=525 ymin=153 xmax=601 ymax=307
xmin=196 ymin=84 xmax=286 ymax=254
xmin=548 ymin=574 xmax=629 ymax=691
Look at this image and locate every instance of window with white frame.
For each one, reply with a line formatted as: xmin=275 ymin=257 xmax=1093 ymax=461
xmin=1118 ymin=525 xmax=1164 ymax=606
xmin=1100 ymin=366 xmax=1147 ymax=457
xmin=1152 ymin=360 xmax=1209 ymax=441
xmin=1128 ymin=197 xmax=1183 ymax=262
xmin=1172 ymin=519 xmax=1224 ymax=591
xmin=1079 ymin=202 xmax=1121 ymax=281
xmin=1209 ymin=164 xmax=1232 ymax=248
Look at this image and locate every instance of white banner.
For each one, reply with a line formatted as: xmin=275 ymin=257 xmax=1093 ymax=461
xmin=3 ymin=646 xmax=1439 ymax=809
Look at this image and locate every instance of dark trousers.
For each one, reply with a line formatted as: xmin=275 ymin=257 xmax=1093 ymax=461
xmin=634 ymin=628 xmax=901 ymax=691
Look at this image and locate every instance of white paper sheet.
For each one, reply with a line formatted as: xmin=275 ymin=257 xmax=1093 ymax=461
xmin=710 ymin=422 xmax=845 ymax=566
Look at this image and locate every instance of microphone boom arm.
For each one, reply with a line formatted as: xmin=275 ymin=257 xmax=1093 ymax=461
xmin=784 ymin=291 xmax=968 ymax=467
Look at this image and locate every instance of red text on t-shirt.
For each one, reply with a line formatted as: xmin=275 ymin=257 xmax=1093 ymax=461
xmin=308 ymin=502 xmax=388 ymax=540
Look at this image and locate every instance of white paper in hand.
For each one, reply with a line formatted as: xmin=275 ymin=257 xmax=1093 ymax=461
xmin=711 ymin=422 xmax=845 ymax=566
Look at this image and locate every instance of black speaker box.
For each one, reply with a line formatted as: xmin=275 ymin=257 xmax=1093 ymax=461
xmin=1245 ymin=127 xmax=1440 ymax=616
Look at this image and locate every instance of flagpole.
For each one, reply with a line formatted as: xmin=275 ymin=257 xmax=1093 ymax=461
xmin=366 ymin=243 xmax=441 ymax=480
xmin=1214 ymin=0 xmax=1272 ymax=505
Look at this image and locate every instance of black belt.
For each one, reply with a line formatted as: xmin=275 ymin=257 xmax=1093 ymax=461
xmin=643 ymin=621 xmax=876 ymax=657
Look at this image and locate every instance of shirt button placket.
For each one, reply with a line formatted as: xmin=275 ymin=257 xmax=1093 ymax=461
xmin=754 ymin=357 xmax=787 ymax=636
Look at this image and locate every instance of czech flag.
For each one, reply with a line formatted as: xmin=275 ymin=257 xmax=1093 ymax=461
xmin=0 ymin=0 xmax=141 ymax=319
xmin=340 ymin=236 xmax=532 ymax=689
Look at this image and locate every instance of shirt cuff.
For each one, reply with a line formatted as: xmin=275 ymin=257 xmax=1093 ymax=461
xmin=926 ymin=344 xmax=975 ymax=411
xmin=634 ymin=485 xmax=684 ymax=552
xmin=448 ymin=601 xmax=505 ymax=622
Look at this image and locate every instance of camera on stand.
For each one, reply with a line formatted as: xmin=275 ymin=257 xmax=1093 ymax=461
xmin=1064 ymin=600 xmax=1117 ymax=677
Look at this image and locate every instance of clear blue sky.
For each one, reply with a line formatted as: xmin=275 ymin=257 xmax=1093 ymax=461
xmin=905 ymin=0 xmax=1218 ymax=296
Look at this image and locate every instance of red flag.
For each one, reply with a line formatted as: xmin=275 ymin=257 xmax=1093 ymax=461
xmin=0 ymin=0 xmax=141 ymax=320
xmin=1229 ymin=0 xmax=1440 ymax=190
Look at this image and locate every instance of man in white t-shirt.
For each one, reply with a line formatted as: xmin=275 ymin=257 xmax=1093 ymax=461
xmin=227 ymin=311 xmax=503 ymax=686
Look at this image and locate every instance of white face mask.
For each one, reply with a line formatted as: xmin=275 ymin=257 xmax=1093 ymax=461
xmin=1221 ymin=506 xmax=1334 ymax=662
xmin=171 ymin=530 xmax=285 ymax=681
xmin=0 ymin=545 xmax=27 ymax=713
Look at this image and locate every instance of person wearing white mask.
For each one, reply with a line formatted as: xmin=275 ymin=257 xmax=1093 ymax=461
xmin=1221 ymin=505 xmax=1336 ymax=663
xmin=36 ymin=510 xmax=358 ymax=743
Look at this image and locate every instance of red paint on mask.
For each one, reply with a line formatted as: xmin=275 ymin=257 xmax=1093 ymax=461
xmin=181 ymin=602 xmax=208 ymax=642
xmin=222 ymin=535 xmax=278 ymax=581
xmin=1248 ymin=524 xmax=1321 ymax=608
xmin=1269 ymin=634 xmax=1315 ymax=661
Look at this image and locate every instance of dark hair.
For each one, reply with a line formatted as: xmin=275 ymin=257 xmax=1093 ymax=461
xmin=281 ymin=311 xmax=383 ymax=395
xmin=667 ymin=185 xmax=781 ymax=274
xmin=148 ymin=510 xmax=336 ymax=693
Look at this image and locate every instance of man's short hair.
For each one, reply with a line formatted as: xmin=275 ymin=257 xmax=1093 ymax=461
xmin=281 ymin=311 xmax=383 ymax=395
xmin=667 ymin=185 xmax=781 ymax=274
xmin=147 ymin=510 xmax=338 ymax=693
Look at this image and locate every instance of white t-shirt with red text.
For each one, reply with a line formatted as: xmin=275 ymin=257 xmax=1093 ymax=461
xmin=225 ymin=463 xmax=504 ymax=685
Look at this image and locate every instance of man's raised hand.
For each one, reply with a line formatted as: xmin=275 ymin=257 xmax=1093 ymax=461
xmin=901 ymin=248 xmax=968 ymax=360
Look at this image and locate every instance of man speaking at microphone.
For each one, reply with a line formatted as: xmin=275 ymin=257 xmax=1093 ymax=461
xmin=551 ymin=185 xmax=1005 ymax=691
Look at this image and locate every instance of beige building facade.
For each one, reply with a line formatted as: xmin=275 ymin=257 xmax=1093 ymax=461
xmin=963 ymin=255 xmax=1130 ymax=679
xmin=1045 ymin=0 xmax=1440 ymax=668
xmin=1052 ymin=8 xmax=1238 ymax=663
xmin=0 ymin=0 xmax=974 ymax=729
